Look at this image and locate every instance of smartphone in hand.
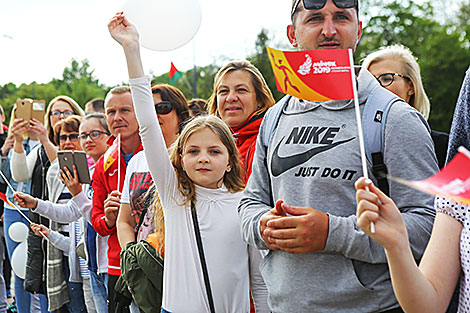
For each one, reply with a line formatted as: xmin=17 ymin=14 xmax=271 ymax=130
xmin=73 ymin=151 xmax=91 ymax=184
xmin=58 ymin=151 xmax=91 ymax=184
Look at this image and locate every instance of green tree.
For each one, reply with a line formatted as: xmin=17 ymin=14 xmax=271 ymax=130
xmin=248 ymin=29 xmax=284 ymax=101
xmin=151 ymin=64 xmax=218 ymax=102
xmin=355 ymin=0 xmax=470 ymax=132
xmin=55 ymin=58 xmax=107 ymax=106
xmin=0 ymin=58 xmax=109 ymax=125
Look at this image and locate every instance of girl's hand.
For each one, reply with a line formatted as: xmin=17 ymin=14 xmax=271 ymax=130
xmin=10 ymin=119 xmax=29 ymax=142
xmin=60 ymin=165 xmax=82 ymax=197
xmin=30 ymin=223 xmax=50 ymax=237
xmin=29 ymin=118 xmax=49 ymax=143
xmin=13 ymin=192 xmax=38 ymax=209
xmin=108 ymin=12 xmax=140 ymax=49
xmin=355 ymin=177 xmax=408 ymax=251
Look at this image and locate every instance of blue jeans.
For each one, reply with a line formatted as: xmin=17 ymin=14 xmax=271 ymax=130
xmin=3 ymin=208 xmax=50 ymax=313
xmin=62 ymin=256 xmax=86 ymax=313
xmin=89 ymin=272 xmax=108 ymax=313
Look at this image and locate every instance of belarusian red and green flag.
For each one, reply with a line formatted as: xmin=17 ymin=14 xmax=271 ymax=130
xmin=169 ymin=62 xmax=182 ymax=85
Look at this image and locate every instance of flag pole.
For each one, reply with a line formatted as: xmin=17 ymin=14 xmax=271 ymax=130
xmin=348 ymin=49 xmax=375 ymax=234
xmin=192 ymin=39 xmax=197 ymax=98
xmin=0 ymin=169 xmax=49 ymax=241
xmin=458 ymin=146 xmax=470 ymax=160
xmin=117 ymin=134 xmax=121 ymax=192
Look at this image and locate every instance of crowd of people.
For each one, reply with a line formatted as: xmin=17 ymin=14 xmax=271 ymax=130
xmin=0 ymin=0 xmax=468 ymax=312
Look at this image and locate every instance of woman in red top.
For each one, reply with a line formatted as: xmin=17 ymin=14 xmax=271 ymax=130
xmin=208 ymin=60 xmax=275 ymax=181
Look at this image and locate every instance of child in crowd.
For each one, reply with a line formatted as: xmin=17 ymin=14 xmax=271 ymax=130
xmin=108 ymin=12 xmax=269 ymax=312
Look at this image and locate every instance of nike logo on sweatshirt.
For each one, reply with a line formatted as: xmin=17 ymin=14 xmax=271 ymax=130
xmin=271 ymin=136 xmax=355 ymax=177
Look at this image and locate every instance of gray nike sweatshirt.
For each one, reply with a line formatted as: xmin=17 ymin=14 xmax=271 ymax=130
xmin=238 ymin=69 xmax=438 ymax=313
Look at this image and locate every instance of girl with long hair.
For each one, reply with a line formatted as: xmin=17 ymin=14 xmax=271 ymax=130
xmin=108 ymin=12 xmax=269 ymax=312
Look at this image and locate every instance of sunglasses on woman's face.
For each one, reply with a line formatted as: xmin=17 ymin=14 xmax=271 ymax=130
xmin=154 ymin=101 xmax=174 ymax=115
xmin=292 ymin=0 xmax=357 ymax=17
xmin=59 ymin=133 xmax=80 ymax=142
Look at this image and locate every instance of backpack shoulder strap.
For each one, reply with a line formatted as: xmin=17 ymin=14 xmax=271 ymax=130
xmin=261 ymin=95 xmax=291 ymax=149
xmin=362 ymin=86 xmax=406 ymax=195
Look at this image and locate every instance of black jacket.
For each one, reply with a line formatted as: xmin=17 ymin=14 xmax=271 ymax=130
xmin=24 ymin=145 xmax=50 ymax=294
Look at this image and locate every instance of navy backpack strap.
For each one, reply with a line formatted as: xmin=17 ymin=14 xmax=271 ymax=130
xmin=362 ymin=86 xmax=405 ymax=196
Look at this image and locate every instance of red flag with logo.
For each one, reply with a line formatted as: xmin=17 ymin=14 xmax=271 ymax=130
xmin=103 ymin=134 xmax=120 ymax=172
xmin=391 ymin=147 xmax=470 ymax=204
xmin=267 ymin=46 xmax=355 ymax=101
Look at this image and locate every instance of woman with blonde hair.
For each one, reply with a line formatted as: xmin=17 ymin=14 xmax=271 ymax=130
xmin=208 ymin=60 xmax=275 ymax=180
xmin=362 ymin=44 xmax=448 ymax=168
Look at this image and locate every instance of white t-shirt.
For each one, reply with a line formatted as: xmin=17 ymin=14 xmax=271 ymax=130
xmin=130 ymin=77 xmax=268 ymax=313
xmin=122 ymin=150 xmax=154 ymax=241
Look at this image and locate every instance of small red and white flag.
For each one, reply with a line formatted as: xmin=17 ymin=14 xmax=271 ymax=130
xmin=392 ymin=147 xmax=470 ymax=205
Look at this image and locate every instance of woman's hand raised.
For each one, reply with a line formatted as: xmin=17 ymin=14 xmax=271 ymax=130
xmin=108 ymin=12 xmax=139 ymax=49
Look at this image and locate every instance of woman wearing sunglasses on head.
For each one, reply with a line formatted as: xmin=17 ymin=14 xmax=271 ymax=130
xmin=188 ymin=98 xmax=208 ymax=117
xmin=362 ymin=44 xmax=449 ymax=168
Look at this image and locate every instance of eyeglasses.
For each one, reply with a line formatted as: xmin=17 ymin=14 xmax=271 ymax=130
xmin=51 ymin=110 xmax=74 ymax=118
xmin=59 ymin=133 xmax=80 ymax=142
xmin=376 ymin=73 xmax=411 ymax=87
xmin=154 ymin=101 xmax=174 ymax=115
xmin=78 ymin=130 xmax=110 ymax=141
xmin=292 ymin=0 xmax=357 ymax=18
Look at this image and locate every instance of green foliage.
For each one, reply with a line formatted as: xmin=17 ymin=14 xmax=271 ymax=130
xmin=0 ymin=58 xmax=107 ymax=125
xmin=1 ymin=2 xmax=469 ymax=133
xmin=151 ymin=64 xmax=219 ymax=101
xmin=247 ymin=29 xmax=285 ymax=101
xmin=355 ymin=0 xmax=470 ymax=132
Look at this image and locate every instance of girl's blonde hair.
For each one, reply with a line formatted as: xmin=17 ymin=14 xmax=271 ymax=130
xmin=207 ymin=60 xmax=275 ymax=121
xmin=151 ymin=115 xmax=245 ymax=253
xmin=362 ymin=44 xmax=431 ymax=120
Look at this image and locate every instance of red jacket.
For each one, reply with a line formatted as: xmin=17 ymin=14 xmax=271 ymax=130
xmin=91 ymin=136 xmax=143 ymax=275
xmin=232 ymin=113 xmax=264 ymax=181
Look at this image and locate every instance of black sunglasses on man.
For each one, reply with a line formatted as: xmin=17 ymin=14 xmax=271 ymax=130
xmin=291 ymin=0 xmax=358 ymax=18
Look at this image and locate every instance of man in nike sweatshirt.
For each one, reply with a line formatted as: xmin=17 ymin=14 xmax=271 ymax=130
xmin=238 ymin=0 xmax=438 ymax=312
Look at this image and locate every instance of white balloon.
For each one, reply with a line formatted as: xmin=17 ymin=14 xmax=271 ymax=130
xmin=11 ymin=241 xmax=27 ymax=280
xmin=122 ymin=0 xmax=202 ymax=51
xmin=9 ymin=222 xmax=29 ymax=243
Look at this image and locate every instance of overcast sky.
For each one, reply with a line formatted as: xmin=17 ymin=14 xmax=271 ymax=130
xmin=0 ymin=0 xmax=292 ymax=87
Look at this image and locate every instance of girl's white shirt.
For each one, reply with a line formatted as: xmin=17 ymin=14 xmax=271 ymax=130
xmin=130 ymin=76 xmax=268 ymax=313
